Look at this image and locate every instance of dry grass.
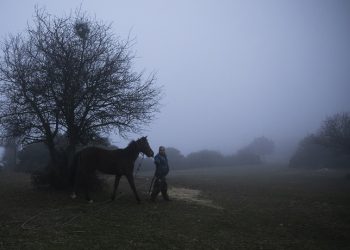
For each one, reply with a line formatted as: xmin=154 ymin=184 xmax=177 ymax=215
xmin=168 ymin=187 xmax=223 ymax=210
xmin=0 ymin=165 xmax=350 ymax=249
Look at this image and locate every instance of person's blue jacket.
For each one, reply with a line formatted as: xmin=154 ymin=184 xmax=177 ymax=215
xmin=154 ymin=153 xmax=169 ymax=177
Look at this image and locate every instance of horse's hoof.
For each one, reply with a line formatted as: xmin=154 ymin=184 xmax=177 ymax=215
xmin=70 ymin=193 xmax=77 ymax=199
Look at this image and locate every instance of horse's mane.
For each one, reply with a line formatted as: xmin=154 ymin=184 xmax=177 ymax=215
xmin=125 ymin=140 xmax=138 ymax=152
xmin=127 ymin=140 xmax=136 ymax=147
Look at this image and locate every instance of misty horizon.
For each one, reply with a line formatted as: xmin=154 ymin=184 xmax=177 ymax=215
xmin=1 ymin=0 xmax=349 ymax=158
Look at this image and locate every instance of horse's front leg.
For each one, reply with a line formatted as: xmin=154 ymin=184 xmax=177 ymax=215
xmin=111 ymin=175 xmax=121 ymax=201
xmin=126 ymin=174 xmax=141 ymax=204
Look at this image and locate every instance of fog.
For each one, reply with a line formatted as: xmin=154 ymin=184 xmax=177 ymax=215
xmin=1 ymin=0 xmax=350 ymax=158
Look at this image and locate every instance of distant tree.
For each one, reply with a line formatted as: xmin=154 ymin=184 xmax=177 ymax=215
xmin=165 ymin=147 xmax=186 ymax=169
xmin=317 ymin=112 xmax=350 ymax=154
xmin=186 ymin=150 xmax=224 ymax=168
xmin=246 ymin=136 xmax=275 ymax=157
xmin=1 ymin=137 xmax=21 ymax=169
xmin=290 ymin=134 xmax=329 ymax=169
xmin=16 ymin=134 xmax=111 ymax=174
xmin=231 ymin=149 xmax=262 ymax=165
xmin=237 ymin=136 xmax=274 ymax=163
xmin=136 ymin=147 xmax=186 ymax=172
xmin=289 ymin=133 xmax=350 ymax=169
xmin=17 ymin=142 xmax=50 ymax=173
xmin=0 ymin=8 xmax=161 ymax=187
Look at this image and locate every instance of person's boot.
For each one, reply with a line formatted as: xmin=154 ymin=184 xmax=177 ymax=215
xmin=162 ymin=191 xmax=171 ymax=201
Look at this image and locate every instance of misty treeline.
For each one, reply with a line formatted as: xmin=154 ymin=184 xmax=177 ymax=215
xmin=148 ymin=136 xmax=274 ymax=169
xmin=290 ymin=112 xmax=350 ymax=169
xmin=138 ymin=146 xmax=264 ymax=171
xmin=0 ymin=8 xmax=161 ymax=188
xmin=4 ymin=136 xmax=275 ymax=175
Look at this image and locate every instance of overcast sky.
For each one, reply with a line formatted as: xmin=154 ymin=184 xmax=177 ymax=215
xmin=1 ymin=0 xmax=350 ymax=156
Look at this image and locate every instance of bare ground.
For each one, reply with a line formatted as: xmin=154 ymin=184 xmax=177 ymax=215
xmin=0 ymin=165 xmax=349 ymax=249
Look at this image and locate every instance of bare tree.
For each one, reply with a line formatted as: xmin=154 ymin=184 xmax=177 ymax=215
xmin=0 ymin=8 xmax=161 ymax=182
xmin=318 ymin=112 xmax=350 ymax=154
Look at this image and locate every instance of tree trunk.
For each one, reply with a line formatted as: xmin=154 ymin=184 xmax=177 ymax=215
xmin=44 ymin=139 xmax=69 ymax=189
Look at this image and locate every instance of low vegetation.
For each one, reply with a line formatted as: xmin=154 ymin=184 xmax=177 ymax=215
xmin=290 ymin=112 xmax=350 ymax=169
xmin=1 ymin=165 xmax=349 ymax=249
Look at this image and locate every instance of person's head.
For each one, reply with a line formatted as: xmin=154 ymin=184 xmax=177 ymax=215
xmin=159 ymin=146 xmax=166 ymax=156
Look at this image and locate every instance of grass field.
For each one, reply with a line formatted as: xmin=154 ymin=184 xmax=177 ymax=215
xmin=0 ymin=165 xmax=350 ymax=250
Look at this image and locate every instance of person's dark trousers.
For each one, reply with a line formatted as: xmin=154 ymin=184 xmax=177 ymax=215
xmin=151 ymin=177 xmax=169 ymax=201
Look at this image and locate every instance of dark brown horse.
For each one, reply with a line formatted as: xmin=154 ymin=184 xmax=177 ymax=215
xmin=70 ymin=136 xmax=154 ymax=203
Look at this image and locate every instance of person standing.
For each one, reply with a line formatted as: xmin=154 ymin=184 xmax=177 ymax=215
xmin=150 ymin=146 xmax=170 ymax=201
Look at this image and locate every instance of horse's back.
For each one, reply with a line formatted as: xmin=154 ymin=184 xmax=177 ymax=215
xmin=78 ymin=147 xmax=129 ymax=175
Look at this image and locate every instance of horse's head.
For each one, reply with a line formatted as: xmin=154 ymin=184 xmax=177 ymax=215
xmin=136 ymin=136 xmax=154 ymax=157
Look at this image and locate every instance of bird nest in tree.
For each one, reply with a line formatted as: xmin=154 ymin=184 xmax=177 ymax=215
xmin=74 ymin=21 xmax=90 ymax=39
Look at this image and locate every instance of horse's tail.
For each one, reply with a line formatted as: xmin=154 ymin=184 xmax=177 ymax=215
xmin=70 ymin=151 xmax=80 ymax=188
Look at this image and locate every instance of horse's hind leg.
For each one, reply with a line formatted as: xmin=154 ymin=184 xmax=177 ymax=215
xmin=126 ymin=174 xmax=141 ymax=204
xmin=111 ymin=175 xmax=121 ymax=201
xmin=83 ymin=173 xmax=93 ymax=203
